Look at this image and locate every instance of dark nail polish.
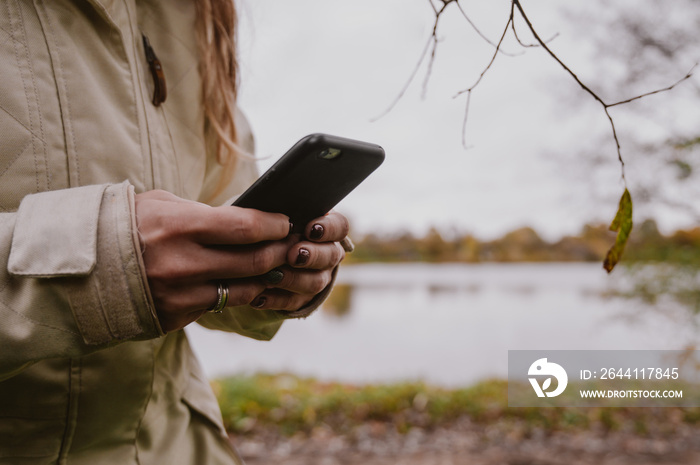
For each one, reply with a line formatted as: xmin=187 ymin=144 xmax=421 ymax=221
xmin=296 ymin=248 xmax=310 ymax=266
xmin=309 ymin=224 xmax=324 ymax=240
xmin=289 ymin=222 xmax=294 ymax=235
xmin=263 ymin=269 xmax=284 ymax=285
xmin=252 ymin=296 xmax=267 ymax=308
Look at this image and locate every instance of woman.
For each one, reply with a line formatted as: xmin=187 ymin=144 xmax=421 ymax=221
xmin=0 ymin=0 xmax=348 ymax=463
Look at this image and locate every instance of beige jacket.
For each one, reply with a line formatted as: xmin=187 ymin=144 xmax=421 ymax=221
xmin=0 ymin=1 xmax=316 ymax=463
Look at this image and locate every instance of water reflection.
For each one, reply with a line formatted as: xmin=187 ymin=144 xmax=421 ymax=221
xmin=322 ymin=284 xmax=354 ymax=318
xmin=187 ymin=263 xmax=700 ymax=386
xmin=427 ymin=283 xmax=464 ymax=296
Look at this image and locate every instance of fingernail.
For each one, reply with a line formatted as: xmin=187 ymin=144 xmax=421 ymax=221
xmin=252 ymin=296 xmax=267 ymax=308
xmin=289 ymin=222 xmax=294 ymax=235
xmin=309 ymin=224 xmax=324 ymax=240
xmin=263 ymin=269 xmax=284 ymax=285
xmin=295 ymin=248 xmax=310 ymax=266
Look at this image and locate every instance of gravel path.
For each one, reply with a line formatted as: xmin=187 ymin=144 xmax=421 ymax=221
xmin=232 ymin=416 xmax=700 ymax=465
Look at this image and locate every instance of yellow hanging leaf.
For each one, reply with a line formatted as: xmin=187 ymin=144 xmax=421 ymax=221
xmin=603 ymin=188 xmax=633 ymax=273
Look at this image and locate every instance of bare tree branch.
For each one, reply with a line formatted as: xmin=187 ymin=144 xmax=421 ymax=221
xmin=511 ymin=0 xmax=694 ymax=183
xmin=376 ymin=0 xmax=693 ymax=181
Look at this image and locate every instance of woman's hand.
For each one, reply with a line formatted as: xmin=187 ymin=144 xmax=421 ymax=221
xmin=135 ymin=191 xmax=350 ymax=332
xmin=250 ymin=211 xmax=350 ymax=311
xmin=135 ymin=190 xmax=293 ymax=332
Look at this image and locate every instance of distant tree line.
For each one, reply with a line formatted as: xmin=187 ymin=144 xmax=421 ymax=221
xmin=347 ymin=220 xmax=700 ymax=264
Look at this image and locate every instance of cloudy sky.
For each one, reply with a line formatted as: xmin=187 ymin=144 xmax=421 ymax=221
xmin=234 ymin=0 xmax=698 ymax=240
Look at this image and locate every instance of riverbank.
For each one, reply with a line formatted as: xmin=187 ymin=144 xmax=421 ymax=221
xmin=217 ymin=374 xmax=700 ymax=465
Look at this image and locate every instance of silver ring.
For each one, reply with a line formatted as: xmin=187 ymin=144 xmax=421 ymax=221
xmin=207 ymin=282 xmax=229 ymax=314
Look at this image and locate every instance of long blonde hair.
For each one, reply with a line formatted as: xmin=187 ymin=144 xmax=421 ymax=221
xmin=195 ymin=0 xmax=242 ymax=199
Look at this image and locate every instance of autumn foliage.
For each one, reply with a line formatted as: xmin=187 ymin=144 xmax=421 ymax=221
xmin=347 ymin=219 xmax=700 ymax=266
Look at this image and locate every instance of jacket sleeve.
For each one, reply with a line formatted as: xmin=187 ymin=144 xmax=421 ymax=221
xmin=0 ymin=181 xmax=163 ymax=381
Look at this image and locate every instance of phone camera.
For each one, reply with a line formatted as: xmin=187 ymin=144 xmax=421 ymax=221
xmin=318 ymin=148 xmax=342 ymax=160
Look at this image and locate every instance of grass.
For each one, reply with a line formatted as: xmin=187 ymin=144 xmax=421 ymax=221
xmin=213 ymin=373 xmax=700 ymax=437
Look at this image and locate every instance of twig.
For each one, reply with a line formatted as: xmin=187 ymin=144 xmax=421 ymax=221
xmin=511 ymin=13 xmax=559 ymax=48
xmin=426 ymin=0 xmax=438 ymax=15
xmin=370 ymin=35 xmax=433 ymax=122
xmin=607 ymin=64 xmax=696 ymax=107
xmin=372 ymin=0 xmax=452 ymax=120
xmin=455 ymin=0 xmax=522 ymax=57
xmin=422 ymin=2 xmax=451 ymax=98
xmin=454 ymin=3 xmax=515 ymax=147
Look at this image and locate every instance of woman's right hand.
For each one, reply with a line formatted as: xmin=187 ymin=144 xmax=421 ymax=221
xmin=134 ymin=190 xmax=292 ymax=333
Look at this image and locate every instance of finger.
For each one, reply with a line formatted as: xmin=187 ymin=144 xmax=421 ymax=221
xmin=250 ymin=289 xmax=314 ymax=312
xmin=151 ymin=279 xmax=267 ymax=314
xmin=190 ymin=205 xmax=291 ymax=245
xmin=147 ymin=240 xmax=292 ymax=282
xmin=305 ymin=211 xmax=350 ymax=243
xmin=137 ymin=198 xmax=291 ymax=246
xmin=262 ymin=267 xmax=333 ymax=295
xmin=287 ymin=241 xmax=345 ymax=270
xmin=152 ymin=279 xmax=267 ymax=332
xmin=214 ymin=280 xmax=269 ymax=309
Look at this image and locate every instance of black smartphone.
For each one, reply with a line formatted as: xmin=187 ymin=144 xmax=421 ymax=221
xmin=232 ymin=133 xmax=385 ymax=231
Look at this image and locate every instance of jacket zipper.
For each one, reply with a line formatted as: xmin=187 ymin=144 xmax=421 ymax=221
xmin=142 ymin=34 xmax=167 ymax=106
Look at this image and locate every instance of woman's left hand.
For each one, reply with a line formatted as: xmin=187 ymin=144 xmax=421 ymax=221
xmin=250 ymin=211 xmax=349 ymax=311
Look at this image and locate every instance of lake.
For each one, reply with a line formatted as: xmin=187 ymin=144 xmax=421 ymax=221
xmin=186 ymin=263 xmax=699 ymax=387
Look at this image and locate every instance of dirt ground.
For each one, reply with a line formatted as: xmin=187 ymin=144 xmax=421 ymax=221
xmin=232 ymin=417 xmax=700 ymax=465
